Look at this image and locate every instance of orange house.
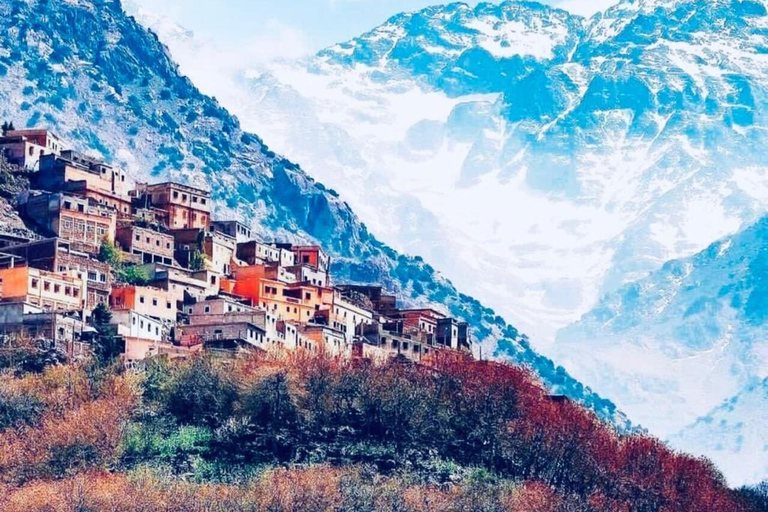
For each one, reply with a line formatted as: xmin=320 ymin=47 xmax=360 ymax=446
xmin=292 ymin=246 xmax=330 ymax=273
xmin=0 ymin=266 xmax=86 ymax=312
xmin=228 ymin=264 xmax=333 ymax=323
xmin=110 ymin=285 xmax=177 ymax=322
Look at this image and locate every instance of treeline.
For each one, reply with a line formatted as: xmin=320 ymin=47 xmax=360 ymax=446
xmin=0 ymin=352 xmax=764 ymax=511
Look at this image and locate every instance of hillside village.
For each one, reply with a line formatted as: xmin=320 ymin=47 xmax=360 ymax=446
xmin=0 ymin=126 xmax=472 ymax=365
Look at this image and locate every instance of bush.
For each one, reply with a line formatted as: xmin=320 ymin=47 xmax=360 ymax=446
xmin=162 ymin=358 xmax=237 ymax=428
xmin=116 ymin=265 xmax=150 ymax=286
xmin=98 ymin=240 xmax=122 ymax=266
xmin=0 ymin=390 xmax=45 ymax=431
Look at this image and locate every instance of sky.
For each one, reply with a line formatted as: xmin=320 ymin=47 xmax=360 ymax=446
xmin=129 ymin=0 xmax=619 ymax=58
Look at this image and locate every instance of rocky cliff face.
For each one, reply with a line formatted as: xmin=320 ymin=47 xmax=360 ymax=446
xmin=0 ymin=0 xmax=629 ymax=429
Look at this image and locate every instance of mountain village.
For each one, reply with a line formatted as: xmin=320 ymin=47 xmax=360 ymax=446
xmin=0 ymin=127 xmax=472 ymax=365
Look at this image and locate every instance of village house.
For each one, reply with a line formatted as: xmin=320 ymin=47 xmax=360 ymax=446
xmin=325 ymin=291 xmax=374 ymax=342
xmin=356 ymin=323 xmax=432 ymax=364
xmin=111 ymin=309 xmax=164 ymax=342
xmin=289 ymin=245 xmax=330 ymax=274
xmin=211 ymin=220 xmax=252 ymax=244
xmin=177 ymin=318 xmax=267 ymax=353
xmin=435 ymin=317 xmax=471 ymax=352
xmin=110 ymin=285 xmax=177 ymax=322
xmin=63 ymin=179 xmax=132 ymax=218
xmin=116 ymin=225 xmax=175 ymax=266
xmin=0 ymin=302 xmax=93 ymax=359
xmin=286 ymin=263 xmax=328 ymax=287
xmin=236 ymin=240 xmax=296 ymax=267
xmin=0 ymin=129 xmax=64 ymax=170
xmin=141 ymin=263 xmax=209 ymax=306
xmin=24 ymin=192 xmax=116 ymax=254
xmin=230 ymin=268 xmax=334 ymax=324
xmin=336 ymin=285 xmax=398 ymax=318
xmin=134 ymin=182 xmax=211 ymax=230
xmin=279 ymin=320 xmax=317 ymax=353
xmin=0 ymin=238 xmax=111 ymax=309
xmin=37 ymin=150 xmax=131 ymax=197
xmin=389 ymin=308 xmax=445 ymax=343
xmin=299 ymin=324 xmax=348 ymax=358
xmin=0 ymin=265 xmax=87 ymax=312
xmin=172 ymin=228 xmax=235 ymax=275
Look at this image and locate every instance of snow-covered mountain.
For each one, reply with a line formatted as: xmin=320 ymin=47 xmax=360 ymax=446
xmin=126 ymin=0 xmax=768 ymax=484
xmin=557 ymin=217 xmax=768 ymax=437
xmin=669 ymin=378 xmax=768 ymax=487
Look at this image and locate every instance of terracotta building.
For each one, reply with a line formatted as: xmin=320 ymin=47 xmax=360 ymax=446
xmin=0 ymin=266 xmax=86 ymax=312
xmin=0 ymin=238 xmax=111 ymax=309
xmin=134 ymin=182 xmax=211 ymax=230
xmin=25 ymin=192 xmax=116 ymax=254
xmin=211 ymin=220 xmax=252 ymax=244
xmin=37 ymin=150 xmax=131 ymax=197
xmin=110 ymin=285 xmax=177 ymax=322
xmin=116 ymin=226 xmax=175 ymax=266
xmin=0 ymin=129 xmax=64 ymax=170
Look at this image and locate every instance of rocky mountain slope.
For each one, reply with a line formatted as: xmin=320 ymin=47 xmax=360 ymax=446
xmin=0 ymin=0 xmax=628 ymax=429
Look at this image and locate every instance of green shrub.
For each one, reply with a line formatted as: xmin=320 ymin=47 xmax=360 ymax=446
xmin=162 ymin=358 xmax=237 ymax=428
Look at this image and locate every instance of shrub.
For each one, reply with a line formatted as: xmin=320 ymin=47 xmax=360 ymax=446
xmin=98 ymin=240 xmax=122 ymax=266
xmin=162 ymin=357 xmax=237 ymax=428
xmin=117 ymin=265 xmax=150 ymax=286
xmin=0 ymin=390 xmax=45 ymax=431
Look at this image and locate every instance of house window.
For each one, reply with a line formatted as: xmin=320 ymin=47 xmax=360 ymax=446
xmin=166 ymin=302 xmax=172 ymax=309
xmin=88 ymin=271 xmax=97 ymax=281
xmin=42 ymin=281 xmax=50 ymax=291
xmin=135 ymin=234 xmax=140 ymax=242
xmin=64 ymin=286 xmax=71 ymax=296
xmin=31 ymin=278 xmax=39 ymax=289
xmin=201 ymin=198 xmax=207 ymax=205
xmin=54 ymin=284 xmax=61 ymax=293
xmin=152 ymin=298 xmax=158 ymax=306
xmin=173 ymin=191 xmax=179 ymax=199
xmin=139 ymin=296 xmax=145 ymax=304
xmin=204 ymin=306 xmax=210 ymax=313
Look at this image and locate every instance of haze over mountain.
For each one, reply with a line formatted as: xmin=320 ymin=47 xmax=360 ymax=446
xmin=126 ymin=0 xmax=768 ymax=485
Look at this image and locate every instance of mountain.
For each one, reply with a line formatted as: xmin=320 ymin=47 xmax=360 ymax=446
xmin=556 ymin=215 xmax=768 ymax=433
xmin=125 ymin=0 xmax=768 ymax=484
xmin=0 ymin=0 xmax=629 ymax=429
xmin=669 ymin=378 xmax=768 ymax=487
xmin=556 ymin=216 xmax=768 ymax=483
xmin=135 ymin=0 xmax=768 ymax=353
